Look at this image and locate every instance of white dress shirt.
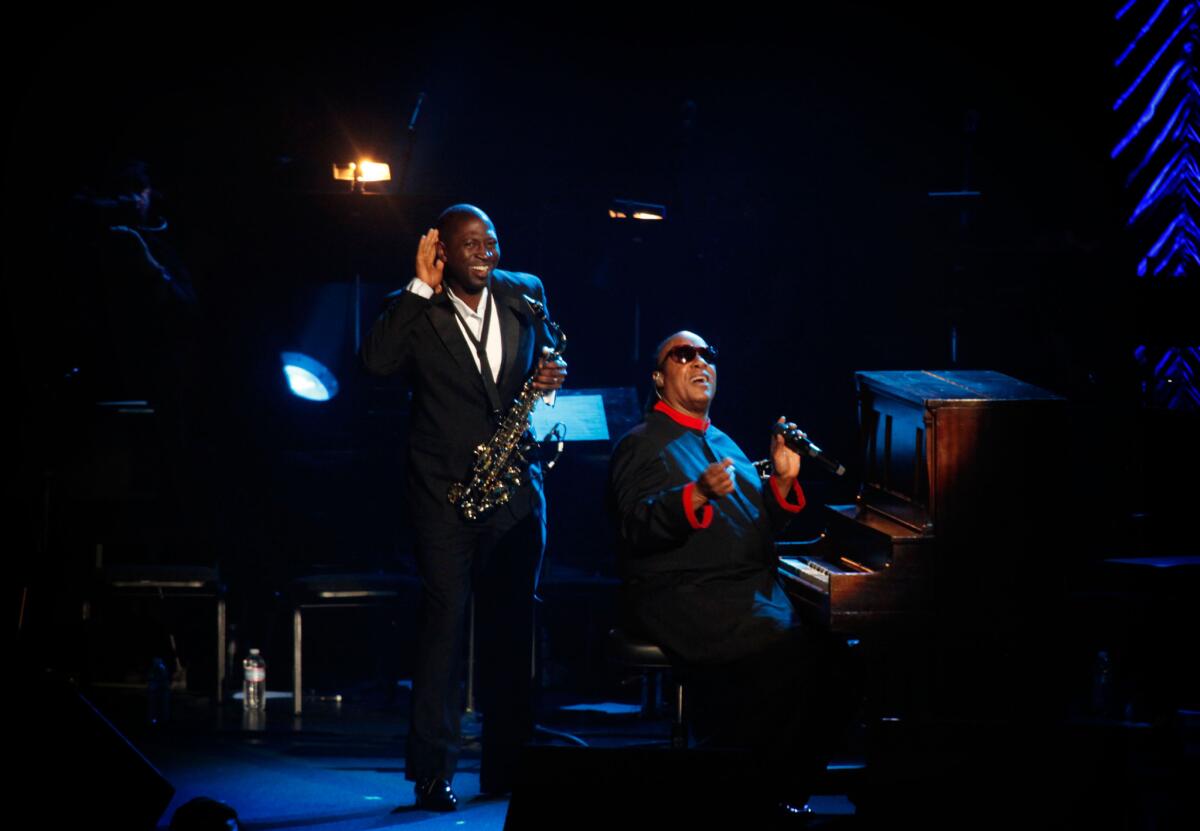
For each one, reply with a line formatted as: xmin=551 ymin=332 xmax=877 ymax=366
xmin=406 ymin=277 xmax=502 ymax=381
xmin=406 ymin=277 xmax=556 ymax=406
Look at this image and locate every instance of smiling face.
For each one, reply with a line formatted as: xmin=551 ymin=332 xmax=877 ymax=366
xmin=654 ymin=331 xmax=717 ymax=419
xmin=438 ymin=211 xmax=500 ymax=297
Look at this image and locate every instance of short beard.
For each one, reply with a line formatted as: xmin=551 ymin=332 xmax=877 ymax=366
xmin=445 ymin=273 xmax=487 ymax=296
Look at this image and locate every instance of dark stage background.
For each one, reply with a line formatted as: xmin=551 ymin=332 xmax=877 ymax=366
xmin=9 ymin=6 xmax=1182 ymax=691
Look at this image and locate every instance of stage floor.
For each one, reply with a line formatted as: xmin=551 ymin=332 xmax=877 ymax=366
xmin=91 ymin=685 xmax=857 ymax=830
xmin=74 ymin=681 xmax=1191 ymax=830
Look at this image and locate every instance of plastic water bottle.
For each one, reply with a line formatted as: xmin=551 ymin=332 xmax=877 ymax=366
xmin=242 ymin=648 xmax=266 ymax=710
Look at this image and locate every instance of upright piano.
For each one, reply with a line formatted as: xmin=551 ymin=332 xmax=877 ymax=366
xmin=779 ymin=370 xmax=1068 ymax=637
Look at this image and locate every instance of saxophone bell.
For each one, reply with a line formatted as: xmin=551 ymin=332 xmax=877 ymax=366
xmin=446 ymin=294 xmax=567 ymax=521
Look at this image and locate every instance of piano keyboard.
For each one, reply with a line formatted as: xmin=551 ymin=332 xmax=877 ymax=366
xmin=779 ymin=555 xmax=852 ymax=587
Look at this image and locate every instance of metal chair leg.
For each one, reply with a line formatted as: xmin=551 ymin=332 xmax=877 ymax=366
xmin=670 ymin=681 xmax=687 ymax=749
xmin=293 ymin=608 xmax=302 ymax=716
xmin=216 ymin=599 xmax=226 ymax=703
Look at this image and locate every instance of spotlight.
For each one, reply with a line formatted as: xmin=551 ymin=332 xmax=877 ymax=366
xmin=281 ymin=351 xmax=339 ymax=402
xmin=608 ymin=199 xmax=666 ymax=221
xmin=331 ymin=160 xmax=392 ymax=192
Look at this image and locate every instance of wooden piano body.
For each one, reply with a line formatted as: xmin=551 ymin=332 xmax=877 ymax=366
xmin=779 ymin=370 xmax=1070 ymax=715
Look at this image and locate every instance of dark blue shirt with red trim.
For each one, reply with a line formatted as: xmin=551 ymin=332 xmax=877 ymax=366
xmin=607 ymin=401 xmax=806 ymax=664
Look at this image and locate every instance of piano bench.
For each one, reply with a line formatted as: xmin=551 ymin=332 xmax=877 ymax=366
xmin=606 ymin=628 xmax=687 ymax=749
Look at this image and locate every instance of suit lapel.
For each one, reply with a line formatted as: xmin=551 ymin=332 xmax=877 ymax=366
xmin=427 ymin=293 xmax=484 ymax=387
xmin=493 ymin=277 xmax=530 ymax=390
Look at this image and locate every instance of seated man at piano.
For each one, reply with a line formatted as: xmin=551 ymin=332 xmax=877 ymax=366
xmin=607 ymin=330 xmax=855 ymax=813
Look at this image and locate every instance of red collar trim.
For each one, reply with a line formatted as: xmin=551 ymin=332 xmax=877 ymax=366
xmin=654 ymin=400 xmax=710 ymax=432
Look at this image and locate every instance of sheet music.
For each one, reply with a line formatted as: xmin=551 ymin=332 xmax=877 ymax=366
xmin=530 ymin=393 xmax=610 ymax=441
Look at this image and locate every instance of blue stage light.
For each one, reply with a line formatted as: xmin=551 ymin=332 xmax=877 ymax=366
xmin=1117 ymin=1 xmax=1200 ymax=409
xmin=281 ymin=351 xmax=339 ymax=401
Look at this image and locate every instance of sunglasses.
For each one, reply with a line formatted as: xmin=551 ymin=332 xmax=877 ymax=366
xmin=659 ymin=344 xmax=718 ymax=367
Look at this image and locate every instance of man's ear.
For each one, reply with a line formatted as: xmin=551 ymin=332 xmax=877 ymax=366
xmin=435 ymin=240 xmax=447 ymax=262
xmin=652 ymin=371 xmax=663 ymax=389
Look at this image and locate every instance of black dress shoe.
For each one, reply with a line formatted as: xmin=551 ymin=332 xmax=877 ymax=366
xmin=761 ymin=800 xmax=815 ymax=829
xmin=414 ymin=778 xmax=457 ymax=812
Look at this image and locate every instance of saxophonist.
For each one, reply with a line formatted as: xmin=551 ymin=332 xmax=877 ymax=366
xmin=362 ymin=204 xmax=566 ymax=811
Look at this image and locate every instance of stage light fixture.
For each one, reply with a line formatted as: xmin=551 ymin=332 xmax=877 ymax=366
xmin=281 ymin=351 xmax=339 ymax=402
xmin=331 ymin=160 xmax=392 ymax=192
xmin=608 ymin=199 xmax=666 ymax=221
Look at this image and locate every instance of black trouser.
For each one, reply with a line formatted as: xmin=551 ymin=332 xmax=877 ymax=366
xmin=406 ymin=500 xmax=545 ymax=789
xmin=685 ymin=626 xmax=861 ymax=803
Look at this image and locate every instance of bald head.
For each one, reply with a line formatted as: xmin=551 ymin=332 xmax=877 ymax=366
xmin=437 ymin=204 xmax=493 ymax=238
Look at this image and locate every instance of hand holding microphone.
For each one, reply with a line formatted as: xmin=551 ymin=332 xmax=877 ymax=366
xmin=772 ymin=419 xmax=846 ymax=477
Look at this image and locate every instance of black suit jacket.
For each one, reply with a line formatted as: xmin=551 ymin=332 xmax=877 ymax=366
xmin=362 ymin=270 xmax=554 ymax=525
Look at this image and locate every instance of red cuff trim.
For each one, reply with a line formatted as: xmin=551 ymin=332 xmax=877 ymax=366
xmin=769 ymin=476 xmax=806 ymax=513
xmin=654 ymin=400 xmax=710 ymax=432
xmin=682 ymin=482 xmax=714 ymax=529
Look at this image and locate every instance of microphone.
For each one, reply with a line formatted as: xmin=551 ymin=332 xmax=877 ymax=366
xmin=773 ymin=422 xmax=846 ymax=477
xmin=407 ymin=92 xmax=426 ymax=132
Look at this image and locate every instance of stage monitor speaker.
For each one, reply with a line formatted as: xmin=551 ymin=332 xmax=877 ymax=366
xmin=14 ymin=672 xmax=175 ymax=829
xmin=505 ymin=745 xmax=764 ymax=829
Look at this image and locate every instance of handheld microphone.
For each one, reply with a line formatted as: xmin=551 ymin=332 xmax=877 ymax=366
xmin=773 ymin=422 xmax=846 ymax=477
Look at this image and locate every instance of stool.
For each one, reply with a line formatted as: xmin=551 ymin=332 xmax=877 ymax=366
xmin=290 ymin=572 xmax=417 ymax=715
xmin=89 ymin=563 xmax=226 ymax=702
xmin=606 ymin=628 xmax=687 ymax=749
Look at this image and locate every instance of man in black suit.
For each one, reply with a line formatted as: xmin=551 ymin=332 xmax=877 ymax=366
xmin=363 ymin=205 xmax=566 ymax=811
xmin=608 ymin=331 xmax=852 ymax=815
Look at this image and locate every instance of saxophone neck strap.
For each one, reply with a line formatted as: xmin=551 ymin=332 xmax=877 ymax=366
xmin=450 ymin=295 xmax=503 ymax=415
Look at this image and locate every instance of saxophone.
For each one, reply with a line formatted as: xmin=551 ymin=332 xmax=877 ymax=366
xmin=446 ymin=295 xmax=566 ymax=521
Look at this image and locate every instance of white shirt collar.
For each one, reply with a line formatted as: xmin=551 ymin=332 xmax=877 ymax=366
xmin=446 ymin=284 xmax=490 ymax=320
